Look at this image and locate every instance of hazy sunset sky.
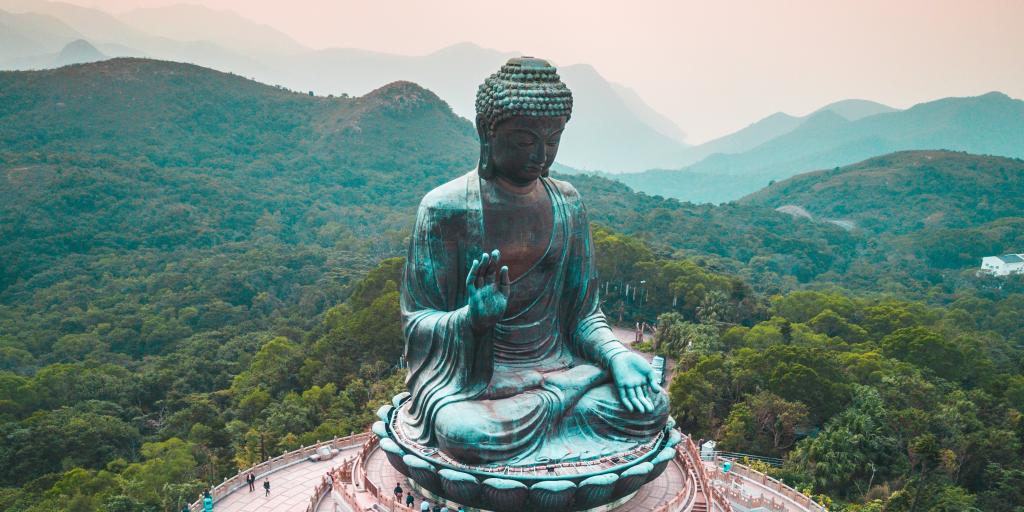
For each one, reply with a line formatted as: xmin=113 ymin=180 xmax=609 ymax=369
xmin=65 ymin=0 xmax=1024 ymax=143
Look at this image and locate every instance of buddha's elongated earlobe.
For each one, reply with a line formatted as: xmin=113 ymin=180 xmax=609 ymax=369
xmin=475 ymin=114 xmax=494 ymax=180
xmin=479 ymin=139 xmax=493 ymax=179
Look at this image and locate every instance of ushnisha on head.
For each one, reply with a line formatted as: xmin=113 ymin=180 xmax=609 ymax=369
xmin=475 ymin=57 xmax=573 ymax=182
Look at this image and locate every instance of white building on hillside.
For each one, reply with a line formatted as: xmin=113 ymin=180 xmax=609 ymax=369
xmin=981 ymin=254 xmax=1024 ymax=276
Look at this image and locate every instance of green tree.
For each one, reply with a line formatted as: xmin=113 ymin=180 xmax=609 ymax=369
xmin=881 ymin=327 xmax=963 ymax=381
xmin=790 ymin=386 xmax=898 ymax=498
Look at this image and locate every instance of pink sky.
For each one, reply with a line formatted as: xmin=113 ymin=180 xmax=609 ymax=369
xmin=66 ymin=0 xmax=1024 ymax=143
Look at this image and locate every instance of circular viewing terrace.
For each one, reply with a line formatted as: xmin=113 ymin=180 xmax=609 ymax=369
xmin=191 ymin=429 xmax=827 ymax=512
xmin=191 ymin=328 xmax=827 ymax=512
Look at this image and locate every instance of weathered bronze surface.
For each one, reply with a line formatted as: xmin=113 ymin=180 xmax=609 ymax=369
xmin=379 ymin=57 xmax=671 ymax=511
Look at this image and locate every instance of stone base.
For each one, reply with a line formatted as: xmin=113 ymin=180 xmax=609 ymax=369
xmin=372 ymin=394 xmax=683 ymax=512
xmin=408 ymin=477 xmax=640 ymax=512
xmin=363 ymin=440 xmax=688 ymax=512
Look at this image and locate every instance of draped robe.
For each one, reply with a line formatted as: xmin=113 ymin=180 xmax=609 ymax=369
xmin=399 ymin=170 xmax=667 ymax=465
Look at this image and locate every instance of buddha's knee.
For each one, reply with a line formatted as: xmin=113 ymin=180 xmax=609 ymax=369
xmin=577 ymin=384 xmax=668 ymax=423
xmin=434 ymin=402 xmax=497 ymax=450
xmin=649 ymin=387 xmax=669 ymax=416
xmin=433 ymin=394 xmax=546 ymax=463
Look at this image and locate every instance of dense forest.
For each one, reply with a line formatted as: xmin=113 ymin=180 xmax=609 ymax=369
xmin=1 ymin=59 xmax=1022 ymax=511
xmin=603 ymin=232 xmax=1024 ymax=511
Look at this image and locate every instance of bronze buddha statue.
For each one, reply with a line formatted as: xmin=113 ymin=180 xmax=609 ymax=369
xmin=376 ymin=57 xmax=675 ymax=512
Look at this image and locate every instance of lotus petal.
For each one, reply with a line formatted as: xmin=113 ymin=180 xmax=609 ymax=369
xmin=576 ymin=473 xmax=619 ymax=508
xmin=371 ymin=421 xmax=388 ymax=439
xmin=380 ymin=438 xmax=409 ymax=477
xmin=528 ymin=479 xmax=576 ymax=511
xmin=615 ymin=462 xmax=653 ymax=498
xmin=482 ymin=478 xmax=528 ymax=512
xmin=403 ymin=454 xmax=440 ymax=494
xmin=439 ymin=469 xmax=480 ymax=504
xmin=647 ymin=446 xmax=677 ymax=483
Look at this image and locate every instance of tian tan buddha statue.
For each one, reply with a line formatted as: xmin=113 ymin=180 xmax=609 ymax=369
xmin=374 ymin=57 xmax=678 ymax=512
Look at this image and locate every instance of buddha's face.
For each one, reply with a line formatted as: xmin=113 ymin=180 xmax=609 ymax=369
xmin=487 ymin=116 xmax=566 ymax=185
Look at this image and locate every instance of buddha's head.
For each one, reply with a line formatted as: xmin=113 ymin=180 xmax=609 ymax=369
xmin=475 ymin=57 xmax=573 ymax=185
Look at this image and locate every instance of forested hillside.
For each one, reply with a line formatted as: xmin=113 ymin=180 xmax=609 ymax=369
xmin=739 ymin=151 xmax=1024 ymax=294
xmin=742 ymin=151 xmax=1024 ymax=235
xmin=0 ymin=59 xmax=1022 ymax=511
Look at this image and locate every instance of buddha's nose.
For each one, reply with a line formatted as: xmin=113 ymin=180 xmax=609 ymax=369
xmin=531 ymin=143 xmax=546 ymax=165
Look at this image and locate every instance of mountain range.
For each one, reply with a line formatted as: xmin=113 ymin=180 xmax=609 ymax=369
xmin=616 ymin=92 xmax=1024 ymax=203
xmin=6 ymin=56 xmax=1019 ymax=295
xmin=0 ymin=57 xmax=863 ymax=294
xmin=0 ymin=0 xmax=689 ymax=172
xmin=3 ymin=0 xmax=1021 ymax=207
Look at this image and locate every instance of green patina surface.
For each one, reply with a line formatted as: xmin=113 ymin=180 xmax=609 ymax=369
xmin=394 ymin=58 xmax=668 ymax=474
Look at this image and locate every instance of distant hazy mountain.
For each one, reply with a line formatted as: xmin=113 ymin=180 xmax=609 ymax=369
xmin=609 ymin=82 xmax=687 ymax=143
xmin=118 ymin=4 xmax=309 ymax=57
xmin=675 ymin=112 xmax=805 ymax=167
xmin=0 ymin=0 xmax=155 ymax=49
xmin=0 ymin=1 xmax=686 ymax=173
xmin=671 ymin=99 xmax=898 ymax=168
xmin=616 ymin=92 xmax=1023 ymax=203
xmin=0 ymin=0 xmax=272 ymax=75
xmin=556 ymin=64 xmax=689 ymax=171
xmin=0 ymin=8 xmax=81 ymax=61
xmin=52 ymin=38 xmax=104 ymax=66
xmin=821 ymin=99 xmax=897 ymax=121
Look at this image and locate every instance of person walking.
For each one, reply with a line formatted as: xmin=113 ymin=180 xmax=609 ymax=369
xmin=248 ymin=472 xmax=256 ymax=492
xmin=406 ymin=493 xmax=415 ymax=508
xmin=263 ymin=478 xmax=271 ymax=497
xmin=203 ymin=490 xmax=214 ymax=512
xmin=393 ymin=483 xmax=403 ymax=501
xmin=420 ymin=500 xmax=430 ymax=511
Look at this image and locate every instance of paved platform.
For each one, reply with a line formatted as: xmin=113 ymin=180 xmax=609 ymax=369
xmin=214 ymin=446 xmax=360 ymax=512
xmin=362 ymin=444 xmax=690 ymax=511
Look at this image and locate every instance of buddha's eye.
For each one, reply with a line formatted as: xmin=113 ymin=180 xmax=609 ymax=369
xmin=516 ymin=139 xmax=535 ymax=148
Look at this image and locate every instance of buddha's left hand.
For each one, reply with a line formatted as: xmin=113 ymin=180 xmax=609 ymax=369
xmin=609 ymin=352 xmax=662 ymax=414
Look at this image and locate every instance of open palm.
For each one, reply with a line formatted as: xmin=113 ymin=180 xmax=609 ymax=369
xmin=467 ymin=249 xmax=511 ymax=334
xmin=609 ymin=352 xmax=662 ymax=414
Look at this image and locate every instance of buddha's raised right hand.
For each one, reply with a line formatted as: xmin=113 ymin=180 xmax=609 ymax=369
xmin=467 ymin=249 xmax=511 ymax=335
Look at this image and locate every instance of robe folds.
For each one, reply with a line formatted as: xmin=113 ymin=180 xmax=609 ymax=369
xmin=399 ymin=170 xmax=667 ymax=465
